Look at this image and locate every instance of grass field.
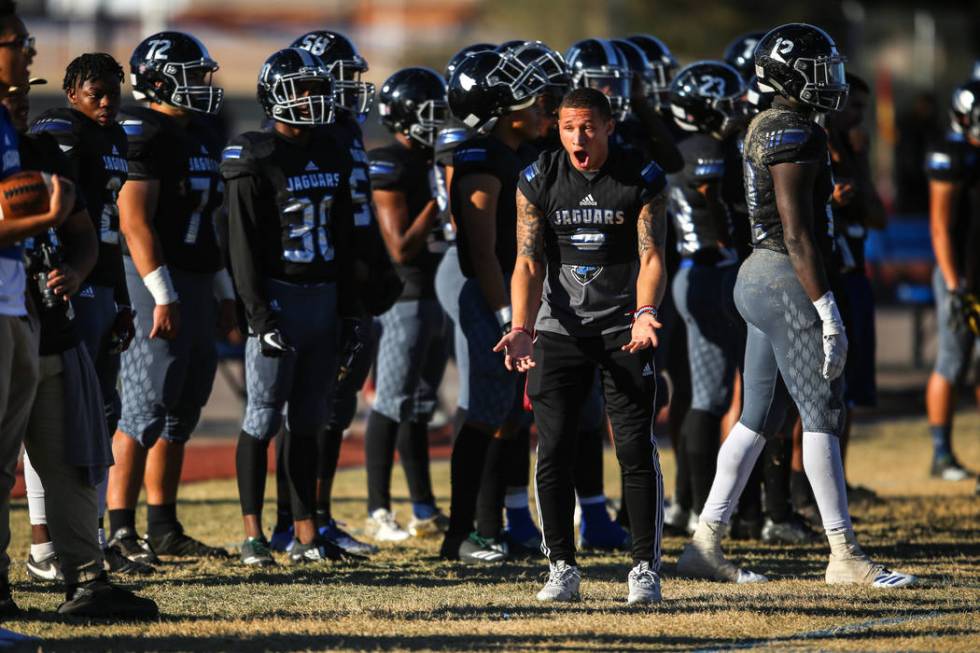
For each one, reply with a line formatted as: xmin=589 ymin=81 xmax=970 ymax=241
xmin=5 ymin=410 xmax=980 ymax=652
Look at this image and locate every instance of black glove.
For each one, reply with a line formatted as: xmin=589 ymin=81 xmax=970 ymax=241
xmin=108 ymin=306 xmax=136 ymax=354
xmin=259 ymin=329 xmax=294 ymax=357
xmin=337 ymin=318 xmax=366 ymax=382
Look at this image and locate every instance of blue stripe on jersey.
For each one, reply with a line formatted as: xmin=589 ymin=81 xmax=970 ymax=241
xmin=120 ymin=120 xmax=143 ymax=136
xmin=641 ymin=160 xmax=665 ymax=185
xmin=29 ymin=118 xmax=73 ymax=134
xmin=948 ymin=130 xmax=965 ymax=143
xmin=522 ymin=161 xmax=539 ymax=183
xmin=693 ymin=160 xmax=724 ymax=178
xmin=455 ymin=147 xmax=487 ymax=162
xmin=437 ymin=129 xmax=467 ymax=146
xmin=222 ymin=146 xmax=243 ymax=160
xmin=766 ymin=128 xmax=807 ymax=149
xmin=369 ymin=161 xmax=396 ymax=175
xmin=927 ymin=152 xmax=952 ymax=170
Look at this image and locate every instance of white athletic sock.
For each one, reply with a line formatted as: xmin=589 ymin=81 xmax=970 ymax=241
xmin=30 ymin=541 xmax=55 ymax=561
xmin=577 ymin=494 xmax=606 ymax=506
xmin=801 ymin=431 xmax=853 ymax=532
xmin=23 ymin=451 xmax=47 ymax=526
xmin=699 ymin=422 xmax=766 ymax=525
xmin=504 ymin=488 xmax=529 ymax=509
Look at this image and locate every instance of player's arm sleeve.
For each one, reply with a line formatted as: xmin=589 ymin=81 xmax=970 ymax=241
xmin=120 ymin=117 xmax=160 ymax=180
xmin=435 ymin=127 xmax=469 ymax=167
xmin=639 ymin=159 xmax=668 ymax=204
xmin=760 ymin=121 xmax=825 ymax=167
xmin=331 ymin=174 xmax=359 ymax=318
xmin=924 ymin=140 xmax=962 ymax=183
xmin=367 ymin=148 xmax=405 ymax=191
xmin=28 ymin=116 xmax=83 ymax=181
xmin=516 ymin=157 xmax=546 ymax=211
xmin=222 ymin=148 xmax=275 ymax=333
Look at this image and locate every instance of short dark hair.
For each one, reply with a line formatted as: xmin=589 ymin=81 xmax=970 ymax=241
xmin=846 ymin=73 xmax=870 ymax=95
xmin=0 ymin=0 xmax=17 ymax=34
xmin=63 ymin=53 xmax=124 ymax=93
xmin=559 ymin=87 xmax=612 ymax=121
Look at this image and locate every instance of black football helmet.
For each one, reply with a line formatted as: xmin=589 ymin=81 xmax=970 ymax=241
xmin=742 ymin=74 xmax=775 ymax=115
xmin=378 ymin=67 xmax=448 ymax=147
xmin=290 ymin=30 xmax=375 ymax=117
xmin=495 ymin=40 xmax=527 ymax=54
xmin=625 ymin=34 xmax=679 ymax=109
xmin=257 ymin=48 xmax=334 ymax=126
xmin=508 ymin=40 xmax=569 ymax=111
xmin=445 ymin=43 xmax=495 ymax=81
xmin=754 ymin=23 xmax=848 ymax=112
xmin=447 ymin=50 xmax=547 ymax=133
xmin=669 ymin=61 xmax=744 ymax=137
xmin=565 ymin=38 xmax=631 ymax=120
xmin=130 ymin=31 xmax=223 ymax=114
xmin=611 ymin=39 xmax=653 ymax=100
xmin=723 ymin=31 xmax=766 ymax=81
xmin=950 ymin=79 xmax=980 ymax=142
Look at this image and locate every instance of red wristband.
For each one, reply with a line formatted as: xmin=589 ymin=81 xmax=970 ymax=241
xmin=511 ymin=326 xmax=533 ymax=337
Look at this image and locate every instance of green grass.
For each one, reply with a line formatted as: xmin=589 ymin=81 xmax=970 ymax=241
xmin=5 ymin=411 xmax=980 ymax=651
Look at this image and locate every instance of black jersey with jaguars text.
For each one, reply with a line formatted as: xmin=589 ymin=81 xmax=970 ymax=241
xmin=29 ymin=108 xmax=128 ymax=290
xmin=451 ymin=134 xmax=537 ymax=280
xmin=925 ymin=131 xmax=980 ymax=290
xmin=369 ymin=142 xmax=440 ymax=300
xmin=220 ymin=129 xmax=354 ymax=334
xmin=118 ymin=105 xmax=225 ymax=273
xmin=518 ymin=145 xmax=667 ymax=337
xmin=667 ymin=132 xmax=729 ymax=256
xmin=742 ymin=105 xmax=835 ymax=263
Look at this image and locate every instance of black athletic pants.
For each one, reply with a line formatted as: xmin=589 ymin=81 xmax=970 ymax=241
xmin=528 ymin=330 xmax=663 ymax=568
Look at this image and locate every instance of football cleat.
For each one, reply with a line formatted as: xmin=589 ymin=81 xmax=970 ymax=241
xmin=147 ymin=525 xmax=231 ymax=559
xmin=240 ymin=537 xmax=276 ymax=567
xmin=627 ymin=561 xmax=662 ymax=605
xmin=103 ymin=545 xmax=155 ymax=576
xmin=458 ymin=533 xmax=508 ymax=565
xmin=826 ymin=529 xmax=915 ymax=588
xmin=58 ymin=576 xmax=158 ymax=619
xmin=676 ymin=521 xmax=767 ymax=584
xmin=930 ymin=455 xmax=971 ymax=481
xmin=366 ymin=508 xmax=411 ymax=543
xmin=320 ymin=520 xmax=378 ymax=555
xmin=761 ymin=515 xmax=820 ymax=545
xmin=407 ymin=511 xmax=449 ymax=538
xmin=26 ymin=553 xmax=64 ymax=582
xmin=729 ymin=515 xmax=763 ymax=541
xmin=107 ymin=527 xmax=160 ymax=565
xmin=536 ymin=560 xmax=581 ymax=602
xmin=269 ymin=524 xmax=294 ymax=553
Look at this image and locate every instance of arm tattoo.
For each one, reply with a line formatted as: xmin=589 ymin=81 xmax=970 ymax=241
xmin=638 ymin=188 xmax=667 ymax=255
xmin=516 ymin=190 xmax=545 ymax=261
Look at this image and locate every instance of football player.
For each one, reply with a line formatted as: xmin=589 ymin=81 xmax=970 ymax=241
xmin=723 ymin=32 xmax=766 ymax=83
xmin=665 ymin=61 xmax=746 ymax=532
xmin=3 ymin=77 xmax=158 ymax=619
xmin=495 ymin=87 xmax=669 ymax=604
xmin=106 ymin=31 xmax=233 ymax=563
xmin=923 ymin=78 xmax=980 ymax=480
xmin=365 ymin=66 xmax=451 ymax=540
xmin=222 ymin=48 xmax=358 ymax=565
xmin=676 ymin=23 xmax=914 ymax=588
xmin=26 ymin=53 xmax=150 ymax=577
xmin=436 ymin=49 xmax=546 ymax=563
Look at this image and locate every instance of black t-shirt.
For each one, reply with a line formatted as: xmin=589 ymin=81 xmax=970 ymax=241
xmin=667 ymin=131 xmax=729 ymax=256
xmin=368 ymin=142 xmax=439 ymax=301
xmin=220 ymin=129 xmax=355 ymax=333
xmin=925 ymin=131 xmax=980 ymax=291
xmin=518 ymin=145 xmax=667 ymax=336
xmin=450 ymin=134 xmax=534 ymax=279
xmin=20 ymin=133 xmax=85 ymax=355
xmin=29 ymin=108 xmax=129 ymax=291
xmin=118 ymin=105 xmax=225 ymax=273
xmin=742 ymin=105 xmax=835 ymax=265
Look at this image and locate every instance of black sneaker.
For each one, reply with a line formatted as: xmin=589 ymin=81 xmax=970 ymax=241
xmin=107 ymin=527 xmax=160 ymax=565
xmin=288 ymin=538 xmax=363 ymax=565
xmin=103 ymin=545 xmax=155 ymax=576
xmin=0 ymin=574 xmax=20 ymax=618
xmin=761 ymin=514 xmax=820 ymax=544
xmin=457 ymin=532 xmax=508 ymax=565
xmin=729 ymin=515 xmax=763 ymax=541
xmin=147 ymin=524 xmax=230 ymax=559
xmin=240 ymin=537 xmax=276 ymax=567
xmin=26 ymin=553 xmax=64 ymax=582
xmin=58 ymin=575 xmax=158 ymax=620
xmin=930 ymin=455 xmax=971 ymax=481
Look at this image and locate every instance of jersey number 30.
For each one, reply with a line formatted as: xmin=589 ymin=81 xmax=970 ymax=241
xmin=282 ymin=195 xmax=335 ymax=263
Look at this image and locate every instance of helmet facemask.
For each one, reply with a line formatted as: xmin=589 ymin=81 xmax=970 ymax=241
xmin=792 ymin=53 xmax=848 ymax=112
xmin=265 ymin=67 xmax=335 ymax=125
xmin=951 ymin=86 xmax=980 ymax=143
xmin=573 ymin=67 xmax=631 ymax=120
xmin=486 ymin=52 xmax=551 ymax=108
xmin=325 ymin=56 xmax=375 ymax=118
xmin=162 ymin=58 xmax=224 ymax=114
xmin=407 ymin=97 xmax=449 ymax=147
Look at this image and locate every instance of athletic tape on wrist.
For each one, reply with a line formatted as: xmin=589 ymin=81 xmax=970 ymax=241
xmin=142 ymin=266 xmax=179 ymax=306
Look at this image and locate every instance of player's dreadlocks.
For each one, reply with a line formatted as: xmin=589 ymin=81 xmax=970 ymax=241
xmin=63 ymin=53 xmax=124 ymax=93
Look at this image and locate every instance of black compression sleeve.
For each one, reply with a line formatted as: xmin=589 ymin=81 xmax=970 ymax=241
xmin=226 ymin=175 xmax=275 ymax=333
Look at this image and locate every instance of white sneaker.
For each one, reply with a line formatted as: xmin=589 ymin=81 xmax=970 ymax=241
xmin=366 ymin=508 xmax=410 ymax=543
xmin=536 ymin=560 xmax=581 ymax=602
xmin=627 ymin=561 xmax=661 ymax=605
xmin=676 ymin=521 xmax=767 ymax=584
xmin=826 ymin=529 xmax=915 ymax=588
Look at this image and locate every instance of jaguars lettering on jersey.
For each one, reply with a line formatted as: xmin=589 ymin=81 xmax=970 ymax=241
xmin=118 ymin=105 xmax=225 ymax=273
xmin=30 ymin=107 xmax=128 ymax=290
xmin=221 ymin=129 xmax=355 ymax=333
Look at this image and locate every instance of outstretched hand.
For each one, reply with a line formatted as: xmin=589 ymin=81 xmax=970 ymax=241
xmin=622 ymin=313 xmax=662 ymax=353
xmin=493 ymin=330 xmax=535 ymax=372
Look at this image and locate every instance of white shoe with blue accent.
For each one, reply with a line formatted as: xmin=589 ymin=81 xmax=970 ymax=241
xmin=826 ymin=529 xmax=915 ymax=588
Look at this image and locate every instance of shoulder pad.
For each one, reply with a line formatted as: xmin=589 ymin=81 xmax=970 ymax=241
xmin=453 ymin=144 xmax=489 ymax=164
xmin=29 ymin=108 xmax=82 ymax=152
xmin=220 ymin=131 xmax=274 ymax=180
xmin=522 ymin=160 xmax=540 ymax=183
xmin=751 ymin=109 xmax=821 ymax=165
xmin=367 ymin=146 xmax=405 ymax=188
xmin=436 ymin=127 xmax=469 ymax=152
xmin=640 ymin=159 xmax=667 ymax=188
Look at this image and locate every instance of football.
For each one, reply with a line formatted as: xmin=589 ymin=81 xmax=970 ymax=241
xmin=0 ymin=170 xmax=53 ymax=221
